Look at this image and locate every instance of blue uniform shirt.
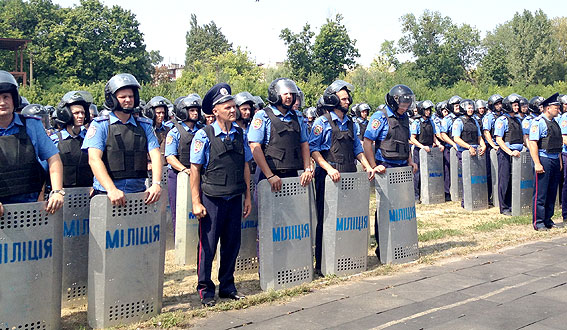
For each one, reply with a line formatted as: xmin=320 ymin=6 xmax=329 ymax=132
xmin=247 ymin=105 xmax=309 ymax=144
xmin=431 ymin=113 xmax=443 ymax=133
xmin=308 ymin=111 xmax=364 ymax=161
xmin=164 ymin=121 xmax=202 ymax=169
xmin=364 ymin=106 xmax=410 ymax=165
xmin=440 ymin=113 xmax=456 ymax=146
xmin=522 ymin=114 xmax=535 ymax=136
xmin=190 ymin=121 xmax=253 ymax=168
xmin=0 ymin=114 xmax=59 ymax=203
xmin=452 ymin=116 xmax=482 ymax=152
xmin=410 ymin=117 xmax=440 ymax=137
xmin=529 ymin=115 xmax=560 ymax=159
xmin=482 ymin=112 xmax=497 ymax=143
xmin=49 ymin=127 xmax=87 ymax=146
xmin=559 ymin=112 xmax=567 ymax=153
xmin=493 ymin=114 xmax=524 ymax=151
xmin=81 ymin=112 xmax=160 ymax=193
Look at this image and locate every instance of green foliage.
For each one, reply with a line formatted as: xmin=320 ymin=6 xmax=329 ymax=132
xmin=280 ymin=23 xmax=315 ymax=82
xmin=418 ymin=228 xmax=464 ymax=242
xmin=184 ymin=14 xmax=232 ymax=68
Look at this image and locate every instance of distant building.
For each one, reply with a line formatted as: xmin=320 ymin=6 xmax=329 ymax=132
xmin=165 ymin=63 xmax=184 ymax=80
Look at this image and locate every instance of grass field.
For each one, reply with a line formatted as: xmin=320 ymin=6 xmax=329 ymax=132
xmin=61 ymin=196 xmax=567 ymax=329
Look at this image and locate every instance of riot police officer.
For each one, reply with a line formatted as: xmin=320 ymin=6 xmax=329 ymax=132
xmin=484 ymin=94 xmax=504 ymax=150
xmin=144 ymin=96 xmax=173 ymax=162
xmin=253 ymin=95 xmax=265 ymax=115
xmin=353 ymin=103 xmax=370 ymax=139
xmin=440 ymin=96 xmax=462 ymax=201
xmin=248 ymin=78 xmax=313 ymax=190
xmin=234 ymin=91 xmax=255 ymax=132
xmin=309 ymin=80 xmax=375 ymax=276
xmin=410 ymin=100 xmax=443 ymax=202
xmin=452 ymin=99 xmax=487 ymax=207
xmin=51 ymin=91 xmax=94 ymax=188
xmin=363 ymin=84 xmax=418 ymax=258
xmin=0 ymin=70 xmax=64 ymax=217
xmin=304 ymin=107 xmax=317 ymax=132
xmin=557 ymin=94 xmax=567 ymax=221
xmin=189 ymin=83 xmax=252 ymax=307
xmin=494 ymin=94 xmax=524 ymax=215
xmin=523 ymin=96 xmax=544 ymax=147
xmin=81 ymin=73 xmax=162 ymax=206
xmin=164 ymin=94 xmax=203 ymax=234
xmin=528 ymin=93 xmax=562 ymax=231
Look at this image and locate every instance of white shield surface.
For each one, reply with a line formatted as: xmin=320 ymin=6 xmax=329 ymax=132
xmin=174 ymin=172 xmax=199 ymax=265
xmin=322 ymin=172 xmax=370 ymax=276
xmin=258 ymin=177 xmax=313 ymax=291
xmin=375 ymin=166 xmax=419 ymax=264
xmin=419 ymin=148 xmax=445 ymax=204
xmin=450 ymin=148 xmax=463 ymax=201
xmin=235 ymin=180 xmax=259 ymax=274
xmin=462 ymin=150 xmax=489 ymax=211
xmin=0 ymin=202 xmax=63 ymax=330
xmin=490 ymin=148 xmax=499 ymax=208
xmin=88 ymin=193 xmax=166 ymax=329
xmin=511 ymin=151 xmax=534 ymax=216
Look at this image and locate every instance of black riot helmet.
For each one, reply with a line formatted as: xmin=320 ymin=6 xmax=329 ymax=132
xmin=322 ymin=80 xmax=354 ymax=112
xmin=89 ymin=104 xmax=99 ymax=119
xmin=487 ymin=94 xmax=504 ymax=112
xmin=377 ymin=104 xmax=387 ymax=114
xmin=447 ymin=95 xmax=463 ymax=114
xmin=558 ymin=94 xmax=567 ymax=112
xmin=296 ymin=87 xmax=305 ymax=110
xmin=103 ymin=73 xmax=141 ymax=113
xmin=267 ymin=78 xmax=299 ymax=110
xmin=234 ymin=91 xmax=255 ymax=120
xmin=316 ymin=95 xmax=329 ymax=117
xmin=529 ymin=96 xmax=544 ymax=115
xmin=459 ymin=99 xmax=475 ymax=117
xmin=418 ymin=100 xmax=434 ymax=117
xmin=175 ymin=93 xmax=202 ymax=122
xmin=21 ymin=104 xmax=50 ymax=129
xmin=355 ymin=103 xmax=371 ymax=118
xmin=253 ymin=95 xmax=265 ymax=111
xmin=55 ymin=91 xmax=91 ymax=126
xmin=436 ymin=100 xmax=448 ymax=117
xmin=143 ymin=96 xmax=171 ymax=121
xmin=385 ymin=84 xmax=415 ymax=113
xmin=304 ymin=107 xmax=317 ymax=119
xmin=502 ymin=93 xmax=522 ymax=113
xmin=475 ymin=100 xmax=488 ymax=117
xmin=0 ymin=70 xmax=21 ymax=110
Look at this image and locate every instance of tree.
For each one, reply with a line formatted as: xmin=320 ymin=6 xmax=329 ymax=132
xmin=280 ymin=23 xmax=315 ymax=82
xmin=371 ymin=40 xmax=399 ymax=72
xmin=312 ymin=14 xmax=360 ymax=84
xmin=184 ymin=14 xmax=232 ymax=67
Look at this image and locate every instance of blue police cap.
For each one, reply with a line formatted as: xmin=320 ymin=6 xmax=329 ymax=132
xmin=202 ymin=83 xmax=234 ymax=115
xmin=541 ymin=92 xmax=560 ymax=108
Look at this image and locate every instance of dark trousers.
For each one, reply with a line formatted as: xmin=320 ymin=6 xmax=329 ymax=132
xmin=443 ymin=147 xmax=451 ymax=195
xmin=497 ymin=149 xmax=513 ymax=213
xmin=413 ymin=147 xmax=421 ymax=200
xmin=257 ymin=168 xmax=299 ymax=183
xmin=562 ymin=153 xmax=567 ymax=220
xmin=456 ymin=151 xmax=464 ymax=207
xmin=486 ymin=147 xmax=493 ymax=204
xmin=167 ymin=168 xmax=178 ymax=234
xmin=533 ymin=157 xmax=560 ymax=230
xmin=314 ymin=166 xmax=326 ymax=271
xmin=196 ymin=194 xmax=242 ymax=299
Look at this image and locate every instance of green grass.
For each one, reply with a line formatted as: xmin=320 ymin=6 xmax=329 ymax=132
xmin=471 ymin=215 xmax=532 ymax=232
xmin=418 ymin=228 xmax=464 ymax=242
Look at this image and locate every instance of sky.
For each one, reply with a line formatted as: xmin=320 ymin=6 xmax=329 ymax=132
xmin=52 ymin=0 xmax=565 ymax=67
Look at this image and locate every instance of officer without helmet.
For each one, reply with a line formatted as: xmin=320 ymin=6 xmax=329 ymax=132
xmin=81 ymin=73 xmax=162 ymax=206
xmin=0 ymin=70 xmax=64 ymax=217
xmin=189 ymin=83 xmax=252 ymax=307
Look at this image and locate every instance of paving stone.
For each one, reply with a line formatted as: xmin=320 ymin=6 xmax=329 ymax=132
xmin=539 ymin=315 xmax=567 ymax=329
xmin=535 ymin=282 xmax=567 ymax=303
xmin=454 ymin=258 xmax=539 ymax=282
xmin=415 ymin=272 xmax=487 ymax=292
xmin=192 ymin=314 xmax=252 ymax=329
xmin=522 ymin=265 xmax=567 ymax=277
xmin=458 ymin=273 xmax=534 ymax=297
xmin=381 ymin=280 xmax=454 ymax=303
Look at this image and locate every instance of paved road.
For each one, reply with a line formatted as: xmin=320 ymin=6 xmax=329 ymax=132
xmin=194 ymin=237 xmax=567 ymax=329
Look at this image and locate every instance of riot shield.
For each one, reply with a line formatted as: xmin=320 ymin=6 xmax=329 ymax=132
xmin=511 ymin=151 xmax=534 ymax=216
xmin=174 ymin=172 xmax=199 ymax=265
xmin=419 ymin=148 xmax=445 ymax=204
xmin=375 ymin=166 xmax=419 ymax=264
xmin=61 ymin=187 xmax=91 ymax=308
xmin=258 ymin=177 xmax=313 ymax=290
xmin=0 ymin=202 xmax=63 ymax=330
xmin=490 ymin=148 xmax=499 ymax=208
xmin=88 ymin=192 xmax=166 ymax=329
xmin=147 ymin=166 xmax=173 ymax=250
xmin=450 ymin=148 xmax=462 ymax=201
xmin=322 ymin=172 xmax=370 ymax=276
xmin=462 ymin=150 xmax=489 ymax=211
xmin=235 ymin=180 xmax=259 ymax=274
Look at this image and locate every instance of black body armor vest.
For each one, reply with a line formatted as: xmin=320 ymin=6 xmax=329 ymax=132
xmin=377 ymin=114 xmax=410 ymax=161
xmin=155 ymin=125 xmax=171 ymax=155
xmin=102 ymin=118 xmax=148 ymax=180
xmin=538 ymin=117 xmax=562 ymax=153
xmin=200 ymin=125 xmax=246 ymax=197
xmin=417 ymin=118 xmax=434 ymax=146
xmin=0 ymin=115 xmax=46 ymax=198
xmin=262 ymin=107 xmax=303 ymax=171
xmin=460 ymin=116 xmax=479 ymax=145
xmin=56 ymin=131 xmax=93 ymax=187
xmin=357 ymin=119 xmax=368 ymax=140
xmin=503 ymin=116 xmax=523 ymax=144
xmin=320 ymin=113 xmax=357 ymax=172
xmin=172 ymin=121 xmax=196 ymax=169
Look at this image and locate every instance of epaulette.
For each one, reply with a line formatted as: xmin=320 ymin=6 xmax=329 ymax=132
xmin=137 ymin=117 xmax=153 ymax=124
xmin=94 ymin=115 xmax=109 ymax=122
xmin=295 ymin=110 xmax=304 ymax=117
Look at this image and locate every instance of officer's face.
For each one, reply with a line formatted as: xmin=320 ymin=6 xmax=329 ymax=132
xmin=188 ymin=107 xmax=199 ymax=121
xmin=115 ymin=88 xmax=135 ymax=109
xmin=292 ymin=98 xmax=300 ymax=111
xmin=478 ymin=107 xmax=486 ymax=115
xmin=0 ymin=92 xmax=15 ymax=115
xmin=238 ymin=104 xmax=252 ymax=120
xmin=442 ymin=109 xmax=449 ymax=117
xmin=213 ymin=100 xmax=237 ymax=123
xmin=281 ymin=92 xmax=294 ymax=107
xmin=70 ymin=104 xmax=85 ymax=126
xmin=361 ymin=110 xmax=368 ymax=119
xmin=466 ymin=104 xmax=474 ymax=116
xmin=154 ymin=106 xmax=166 ymax=125
xmin=424 ymin=109 xmax=431 ymax=117
xmin=494 ymin=102 xmax=502 ymax=111
xmin=562 ymin=104 xmax=567 ymax=113
xmin=336 ymin=90 xmax=351 ymax=110
xmin=521 ymin=104 xmax=529 ymax=113
xmin=512 ymin=102 xmax=520 ymax=113
xmin=205 ymin=114 xmax=215 ymax=125
xmin=546 ymin=104 xmax=560 ymax=118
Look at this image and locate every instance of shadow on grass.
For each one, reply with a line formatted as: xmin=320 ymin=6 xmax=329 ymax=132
xmin=419 ymin=240 xmax=477 ymax=257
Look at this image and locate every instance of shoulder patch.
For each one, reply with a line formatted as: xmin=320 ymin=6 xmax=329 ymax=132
xmin=371 ymin=119 xmax=380 ymax=130
xmin=523 ymin=121 xmax=530 ymax=129
xmin=86 ymin=125 xmax=97 ymax=139
xmin=193 ymin=139 xmax=204 ymax=153
xmin=531 ymin=125 xmax=538 ymax=134
xmin=313 ymin=125 xmax=323 ymax=136
xmin=496 ymin=121 xmax=504 ymax=129
xmin=94 ymin=115 xmax=109 ymax=122
xmin=166 ymin=135 xmax=173 ymax=145
xmin=562 ymin=120 xmax=567 ymax=128
xmin=252 ymin=118 xmax=263 ymax=130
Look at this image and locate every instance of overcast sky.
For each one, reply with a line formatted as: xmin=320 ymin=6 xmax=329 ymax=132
xmin=52 ymin=0 xmax=564 ymax=67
